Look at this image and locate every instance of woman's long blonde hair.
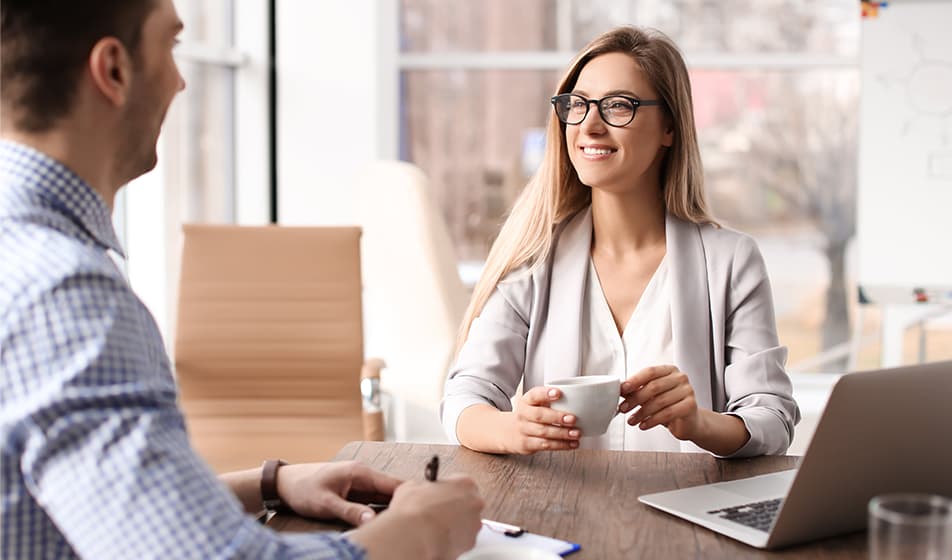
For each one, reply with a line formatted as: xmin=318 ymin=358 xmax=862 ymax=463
xmin=456 ymin=26 xmax=715 ymax=351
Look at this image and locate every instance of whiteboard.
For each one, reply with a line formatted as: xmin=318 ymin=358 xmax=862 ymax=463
xmin=857 ymin=0 xmax=952 ymax=300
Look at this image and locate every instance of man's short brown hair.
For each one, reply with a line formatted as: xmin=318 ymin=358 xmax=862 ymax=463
xmin=1 ymin=0 xmax=157 ymax=132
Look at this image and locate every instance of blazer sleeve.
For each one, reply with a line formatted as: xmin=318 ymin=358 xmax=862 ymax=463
xmin=719 ymin=235 xmax=801 ymax=458
xmin=441 ymin=275 xmax=532 ymax=445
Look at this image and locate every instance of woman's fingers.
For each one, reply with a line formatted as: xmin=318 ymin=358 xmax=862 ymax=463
xmin=521 ymin=385 xmax=560 ymax=406
xmin=520 ymin=404 xmax=575 ymax=426
xmin=523 ymin=436 xmax=579 ymax=452
xmin=511 ymin=386 xmax=583 ymax=453
xmin=619 ymin=370 xmax=685 ymax=411
xmin=638 ymin=397 xmax=696 ymax=430
xmin=620 ymin=365 xmax=680 ymax=395
xmin=627 ymin=383 xmax=692 ymax=426
xmin=520 ymin=421 xmax=580 ymax=441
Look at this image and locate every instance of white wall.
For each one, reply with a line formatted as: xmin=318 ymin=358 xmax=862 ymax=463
xmin=278 ymin=1 xmax=455 ymax=442
xmin=276 ymin=0 xmax=398 ymax=225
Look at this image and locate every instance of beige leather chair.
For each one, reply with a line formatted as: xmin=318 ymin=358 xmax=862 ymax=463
xmin=354 ymin=161 xmax=469 ymax=442
xmin=174 ymin=225 xmax=383 ymax=473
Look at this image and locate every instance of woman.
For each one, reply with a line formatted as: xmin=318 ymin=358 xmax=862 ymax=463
xmin=441 ymin=26 xmax=799 ymax=458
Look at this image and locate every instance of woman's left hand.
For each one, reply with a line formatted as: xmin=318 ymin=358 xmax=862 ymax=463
xmin=618 ymin=365 xmax=700 ymax=441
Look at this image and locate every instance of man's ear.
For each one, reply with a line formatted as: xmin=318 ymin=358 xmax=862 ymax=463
xmin=88 ymin=37 xmax=133 ymax=107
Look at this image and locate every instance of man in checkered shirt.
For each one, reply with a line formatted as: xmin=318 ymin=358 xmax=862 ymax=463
xmin=0 ymin=1 xmax=483 ymax=558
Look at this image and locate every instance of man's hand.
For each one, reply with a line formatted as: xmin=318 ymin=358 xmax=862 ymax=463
xmin=349 ymin=474 xmax=484 ymax=559
xmin=277 ymin=461 xmax=402 ymax=526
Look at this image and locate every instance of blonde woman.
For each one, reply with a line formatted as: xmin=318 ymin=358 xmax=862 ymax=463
xmin=441 ymin=26 xmax=799 ymax=458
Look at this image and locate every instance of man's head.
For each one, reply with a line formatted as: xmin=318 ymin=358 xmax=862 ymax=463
xmin=1 ymin=0 xmax=185 ymax=185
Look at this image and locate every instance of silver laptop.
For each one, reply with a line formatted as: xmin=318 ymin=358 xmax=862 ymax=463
xmin=638 ymin=360 xmax=952 ymax=549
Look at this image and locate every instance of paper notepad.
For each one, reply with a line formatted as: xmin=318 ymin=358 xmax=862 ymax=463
xmin=475 ymin=519 xmax=581 ymax=556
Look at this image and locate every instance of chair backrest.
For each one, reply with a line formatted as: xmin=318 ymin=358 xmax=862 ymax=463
xmin=175 ymin=225 xmax=365 ymax=472
xmin=354 ymin=161 xmax=469 ymax=442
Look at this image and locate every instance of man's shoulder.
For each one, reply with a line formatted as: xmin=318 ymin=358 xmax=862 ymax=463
xmin=0 ymin=215 xmax=125 ymax=312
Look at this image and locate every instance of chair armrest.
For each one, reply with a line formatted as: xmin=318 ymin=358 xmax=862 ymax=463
xmin=361 ymin=358 xmax=386 ymax=441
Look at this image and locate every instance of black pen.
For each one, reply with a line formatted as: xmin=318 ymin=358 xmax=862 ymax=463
xmin=425 ymin=455 xmax=439 ymax=482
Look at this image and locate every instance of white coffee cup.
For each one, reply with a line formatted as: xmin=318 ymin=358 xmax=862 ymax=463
xmin=457 ymin=544 xmax=562 ymax=560
xmin=546 ymin=375 xmax=621 ymax=436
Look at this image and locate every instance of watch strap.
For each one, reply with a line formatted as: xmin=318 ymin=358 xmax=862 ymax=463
xmin=261 ymin=459 xmax=288 ymax=512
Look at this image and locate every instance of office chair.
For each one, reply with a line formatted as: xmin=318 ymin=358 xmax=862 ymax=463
xmin=174 ymin=225 xmax=383 ymax=472
xmin=354 ymin=161 xmax=469 ymax=442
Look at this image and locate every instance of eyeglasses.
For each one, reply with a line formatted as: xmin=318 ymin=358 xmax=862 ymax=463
xmin=550 ymin=93 xmax=663 ymax=127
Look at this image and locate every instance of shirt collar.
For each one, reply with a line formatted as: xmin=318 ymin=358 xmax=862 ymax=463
xmin=0 ymin=140 xmax=125 ymax=257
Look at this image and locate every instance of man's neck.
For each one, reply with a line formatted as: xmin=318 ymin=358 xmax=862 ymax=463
xmin=1 ymin=127 xmax=120 ymax=210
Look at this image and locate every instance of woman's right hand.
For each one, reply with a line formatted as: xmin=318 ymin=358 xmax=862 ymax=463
xmin=506 ymin=386 xmax=581 ymax=454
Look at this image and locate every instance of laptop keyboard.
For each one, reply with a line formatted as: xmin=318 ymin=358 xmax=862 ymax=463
xmin=707 ymin=497 xmax=783 ymax=532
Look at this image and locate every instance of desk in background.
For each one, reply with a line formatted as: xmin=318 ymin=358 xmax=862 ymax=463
xmin=270 ymin=442 xmax=865 ymax=559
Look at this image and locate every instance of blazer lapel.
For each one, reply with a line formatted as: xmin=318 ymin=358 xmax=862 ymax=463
xmin=667 ymin=214 xmax=714 ymax=410
xmin=543 ymin=208 xmax=592 ymax=383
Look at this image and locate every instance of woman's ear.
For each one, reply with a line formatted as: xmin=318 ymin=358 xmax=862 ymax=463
xmin=88 ymin=37 xmax=133 ymax=107
xmin=662 ymin=122 xmax=675 ymax=147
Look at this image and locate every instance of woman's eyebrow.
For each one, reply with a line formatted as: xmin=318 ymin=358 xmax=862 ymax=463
xmin=570 ymin=88 xmax=640 ymax=97
xmin=603 ymin=89 xmax=638 ymax=97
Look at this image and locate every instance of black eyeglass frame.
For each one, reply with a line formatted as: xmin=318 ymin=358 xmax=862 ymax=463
xmin=550 ymin=93 xmax=664 ymax=127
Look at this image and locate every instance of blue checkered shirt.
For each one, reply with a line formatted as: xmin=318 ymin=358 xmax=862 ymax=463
xmin=0 ymin=141 xmax=365 ymax=559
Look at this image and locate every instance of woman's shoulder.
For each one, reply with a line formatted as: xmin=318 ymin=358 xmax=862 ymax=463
xmin=695 ymin=220 xmax=761 ymax=256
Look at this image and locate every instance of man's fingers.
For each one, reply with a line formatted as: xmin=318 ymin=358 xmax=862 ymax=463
xmin=346 ymin=463 xmax=403 ymax=495
xmin=322 ymin=493 xmax=377 ymax=526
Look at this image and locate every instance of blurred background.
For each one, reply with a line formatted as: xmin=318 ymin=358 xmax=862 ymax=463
xmin=117 ymin=0 xmax=952 ymax=449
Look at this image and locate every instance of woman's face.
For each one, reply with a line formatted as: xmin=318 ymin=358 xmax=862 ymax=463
xmin=565 ymin=52 xmax=673 ymax=195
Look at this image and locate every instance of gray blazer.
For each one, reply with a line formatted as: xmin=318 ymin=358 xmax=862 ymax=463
xmin=442 ymin=206 xmax=800 ymax=457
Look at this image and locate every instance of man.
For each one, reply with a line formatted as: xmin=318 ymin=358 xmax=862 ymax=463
xmin=0 ymin=1 xmax=483 ymax=558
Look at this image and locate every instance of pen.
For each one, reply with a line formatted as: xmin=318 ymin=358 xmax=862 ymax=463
xmin=425 ymin=455 xmax=439 ymax=482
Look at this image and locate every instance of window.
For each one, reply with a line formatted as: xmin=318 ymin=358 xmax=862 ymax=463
xmin=119 ymin=0 xmax=271 ymax=345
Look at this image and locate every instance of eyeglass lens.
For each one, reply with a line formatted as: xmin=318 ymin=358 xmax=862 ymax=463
xmin=553 ymin=94 xmax=636 ymax=126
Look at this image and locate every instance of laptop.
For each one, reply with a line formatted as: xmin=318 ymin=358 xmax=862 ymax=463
xmin=638 ymin=360 xmax=952 ymax=549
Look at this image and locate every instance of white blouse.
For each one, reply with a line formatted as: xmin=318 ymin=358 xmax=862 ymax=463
xmin=579 ymin=254 xmax=683 ymax=451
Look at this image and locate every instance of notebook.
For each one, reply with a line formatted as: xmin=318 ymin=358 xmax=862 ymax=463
xmin=638 ymin=360 xmax=952 ymax=549
xmin=476 ymin=519 xmax=580 ymax=556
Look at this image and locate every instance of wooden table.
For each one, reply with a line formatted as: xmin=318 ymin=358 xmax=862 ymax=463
xmin=270 ymin=442 xmax=866 ymax=559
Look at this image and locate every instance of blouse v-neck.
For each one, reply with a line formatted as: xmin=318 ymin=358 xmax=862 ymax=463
xmin=580 ymin=252 xmax=681 ymax=451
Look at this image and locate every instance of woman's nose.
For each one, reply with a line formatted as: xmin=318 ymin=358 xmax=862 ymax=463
xmin=579 ymin=104 xmax=607 ymax=133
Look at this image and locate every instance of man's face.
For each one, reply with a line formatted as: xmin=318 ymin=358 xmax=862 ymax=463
xmin=120 ymin=0 xmax=185 ymax=182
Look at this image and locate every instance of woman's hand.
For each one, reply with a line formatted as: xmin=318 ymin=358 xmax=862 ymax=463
xmin=618 ymin=365 xmax=701 ymax=441
xmin=505 ymin=386 xmax=581 ymax=454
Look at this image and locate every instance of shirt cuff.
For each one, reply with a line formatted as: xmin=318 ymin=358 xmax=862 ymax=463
xmin=715 ymin=408 xmax=790 ymax=459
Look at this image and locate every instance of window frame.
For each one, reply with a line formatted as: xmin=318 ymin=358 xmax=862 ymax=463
xmin=118 ymin=1 xmax=273 ymax=345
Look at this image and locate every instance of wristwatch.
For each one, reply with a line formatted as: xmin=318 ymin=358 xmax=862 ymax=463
xmin=261 ymin=459 xmax=289 ymax=512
